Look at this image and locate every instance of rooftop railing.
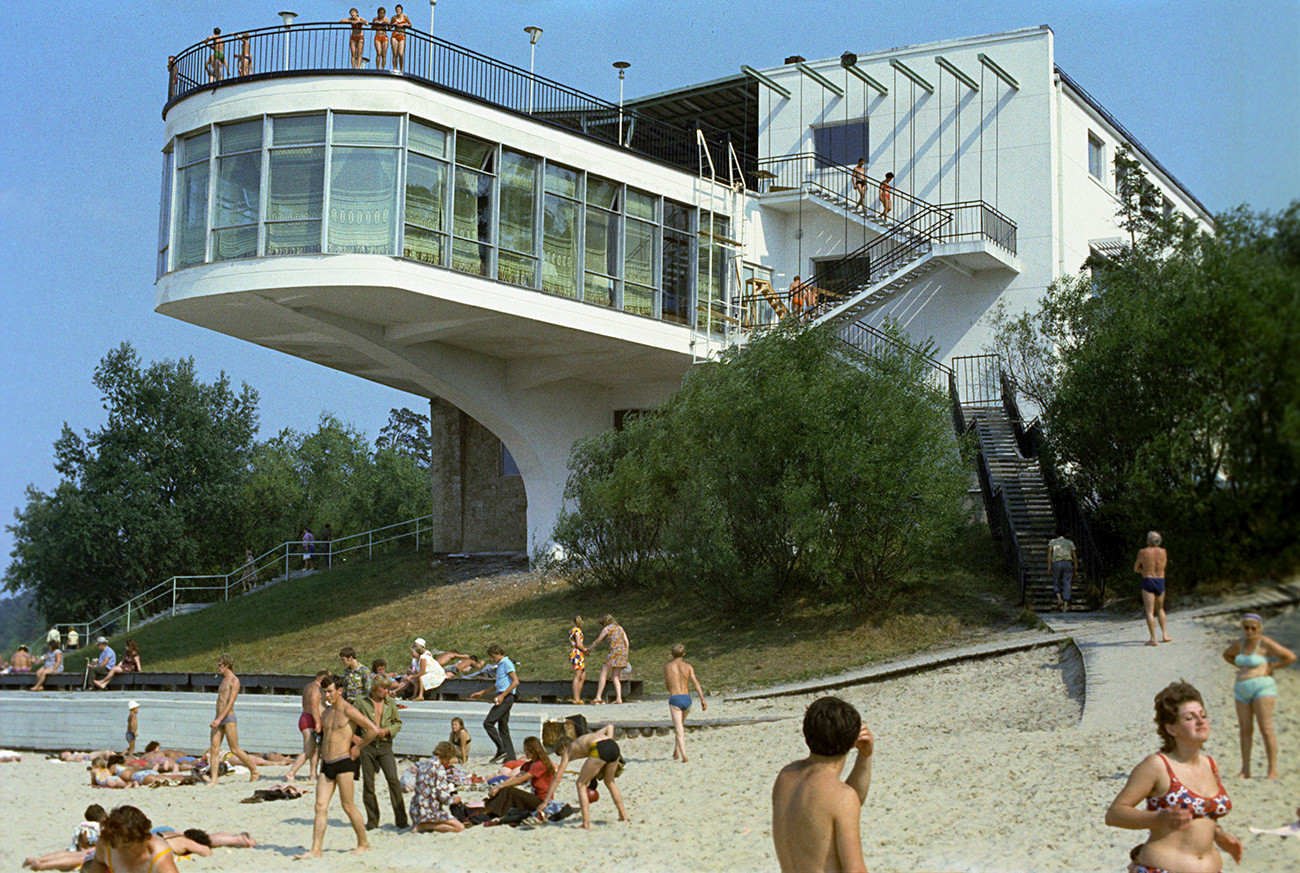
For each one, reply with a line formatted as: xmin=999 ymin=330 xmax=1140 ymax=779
xmin=167 ymin=22 xmax=728 ymax=177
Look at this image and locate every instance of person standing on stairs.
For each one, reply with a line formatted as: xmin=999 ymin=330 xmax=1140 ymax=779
xmin=852 ymin=158 xmax=868 ymax=207
xmin=1134 ymin=531 xmax=1172 ymax=646
xmin=1047 ymin=529 xmax=1078 ymax=612
xmin=877 ymin=172 xmax=894 ymax=222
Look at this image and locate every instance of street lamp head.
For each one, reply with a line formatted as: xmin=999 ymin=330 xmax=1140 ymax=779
xmin=525 ymin=26 xmax=543 ymax=45
xmin=278 ymin=11 xmax=297 ymax=26
xmin=840 ymin=51 xmax=857 ymax=68
xmin=613 ymin=60 xmax=630 ymax=78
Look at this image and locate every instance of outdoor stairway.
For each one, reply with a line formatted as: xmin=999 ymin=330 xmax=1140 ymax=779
xmin=964 ymin=404 xmax=1062 ymax=612
xmin=810 ymin=248 xmax=940 ymax=328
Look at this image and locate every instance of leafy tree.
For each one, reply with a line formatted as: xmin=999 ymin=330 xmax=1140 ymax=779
xmin=5 ymin=344 xmax=259 ymax=619
xmin=553 ymin=323 xmax=968 ymax=612
xmin=375 ymin=407 xmax=431 ymax=468
xmin=987 ymin=181 xmax=1300 ymax=584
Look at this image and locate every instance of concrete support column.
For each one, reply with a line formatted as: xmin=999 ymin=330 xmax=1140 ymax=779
xmin=428 ymin=397 xmax=465 ymax=552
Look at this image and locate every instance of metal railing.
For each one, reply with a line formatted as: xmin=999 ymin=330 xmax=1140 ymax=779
xmin=1024 ymin=419 xmax=1107 ymax=602
xmin=974 ymin=449 xmax=1028 ymax=603
xmin=836 ymin=321 xmax=951 ymax=390
xmin=950 ymin=354 xmax=1002 ymax=407
xmin=757 ymin=152 xmax=937 ymax=224
xmin=802 ymin=206 xmax=946 ymax=306
xmin=41 ymin=514 xmax=435 ymax=648
xmin=167 ymin=22 xmax=726 ymax=177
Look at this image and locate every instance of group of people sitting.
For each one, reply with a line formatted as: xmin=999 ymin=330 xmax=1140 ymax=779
xmin=10 ymin=637 xmax=143 ymax=692
xmin=338 ymin=639 xmax=491 ymax=703
xmin=23 ymin=804 xmax=256 ymax=871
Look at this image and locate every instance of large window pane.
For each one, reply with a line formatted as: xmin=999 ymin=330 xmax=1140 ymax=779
xmin=545 ymin=163 xmax=578 ymax=198
xmin=219 ymin=119 xmax=262 ymax=154
xmin=587 ymin=176 xmax=620 ymax=209
xmin=266 ymin=221 xmax=322 ymax=256
xmin=585 ymin=208 xmax=618 ymax=278
xmin=179 ymin=131 xmax=211 ymax=166
xmin=215 ymin=152 xmax=260 ymax=228
xmin=157 ymin=150 xmax=173 ymax=278
xmin=212 ymin=225 xmax=257 ymax=261
xmin=542 ymin=193 xmax=578 ymax=298
xmin=273 ymin=114 xmax=325 ymax=146
xmin=405 ymin=153 xmax=446 ymax=231
xmin=627 ymin=189 xmax=655 ymax=221
xmin=455 ymin=134 xmax=494 ymax=171
xmin=268 ymin=147 xmax=324 ymax=221
xmin=499 ymin=150 xmax=537 ymax=255
xmin=624 ymin=284 xmax=653 ymax=317
xmin=498 ymin=250 xmax=537 ymax=289
xmin=665 ymin=200 xmax=690 ymax=231
xmin=585 ymin=273 xmax=615 ymax=308
xmin=698 ymin=215 xmax=730 ymax=335
xmin=403 ymin=225 xmax=444 ymax=266
xmin=451 ymin=237 xmax=490 ymax=277
xmin=332 ymin=113 xmax=399 ymax=146
xmin=663 ymin=229 xmax=691 ymax=325
xmin=174 ymin=161 xmax=208 ymax=268
xmin=409 ymin=120 xmax=448 ymax=158
xmin=328 ymin=146 xmax=398 ymax=254
xmin=625 ymin=218 xmax=654 ymax=288
xmin=453 ymin=168 xmax=492 ymax=244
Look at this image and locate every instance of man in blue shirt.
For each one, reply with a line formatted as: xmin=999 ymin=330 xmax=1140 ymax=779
xmin=470 ymin=643 xmax=519 ymax=763
xmin=84 ymin=637 xmax=117 ymax=689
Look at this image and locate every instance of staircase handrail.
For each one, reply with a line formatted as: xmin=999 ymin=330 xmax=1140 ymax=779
xmin=973 ymin=448 xmax=1028 ymax=603
xmin=757 ymin=151 xmax=942 ymax=223
xmin=801 ymin=206 xmax=947 ymax=312
xmin=836 ymin=321 xmax=951 ymax=390
xmin=1023 ymin=419 xmax=1108 ymax=602
xmin=39 ymin=513 xmax=435 ymax=648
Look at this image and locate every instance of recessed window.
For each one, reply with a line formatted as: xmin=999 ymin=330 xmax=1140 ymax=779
xmin=1087 ymin=133 xmax=1105 ymax=181
xmin=813 ymin=119 xmax=869 ymax=167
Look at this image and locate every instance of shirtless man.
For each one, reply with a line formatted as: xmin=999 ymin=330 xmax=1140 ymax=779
xmin=204 ymin=28 xmax=226 ymax=83
xmin=204 ymin=654 xmax=260 ymax=784
xmin=295 ymin=674 xmax=379 ymax=859
xmin=772 ymin=696 xmax=875 ymax=873
xmin=286 ymin=670 xmax=328 ymax=781
xmin=1135 ymin=530 xmax=1172 ymax=646
xmin=852 ymin=158 xmax=868 ymax=207
xmin=664 ymin=644 xmax=707 ymax=762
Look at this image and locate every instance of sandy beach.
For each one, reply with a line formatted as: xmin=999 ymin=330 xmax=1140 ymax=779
xmin=2 ymin=609 xmax=1296 ymax=873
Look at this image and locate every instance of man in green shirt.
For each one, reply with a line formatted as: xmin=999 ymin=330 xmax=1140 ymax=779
xmin=355 ymin=675 xmax=409 ymax=830
xmin=1047 ymin=529 xmax=1078 ymax=612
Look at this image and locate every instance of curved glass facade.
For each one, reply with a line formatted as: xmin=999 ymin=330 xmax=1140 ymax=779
xmin=159 ymin=111 xmax=731 ymax=333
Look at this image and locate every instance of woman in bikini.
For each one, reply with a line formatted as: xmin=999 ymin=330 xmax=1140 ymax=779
xmin=389 ymin=5 xmax=411 ymax=73
xmin=82 ymin=805 xmax=180 ymax=873
xmin=1223 ymin=613 xmax=1295 ymax=779
xmin=1106 ymin=681 xmax=1243 ymax=873
xmin=449 ymin=717 xmax=472 ymax=763
xmin=372 ymin=8 xmax=390 ymax=70
xmin=342 ymin=9 xmax=366 ymax=69
xmin=236 ymin=33 xmax=252 ymax=77
xmin=540 ymin=725 xmax=629 ymax=830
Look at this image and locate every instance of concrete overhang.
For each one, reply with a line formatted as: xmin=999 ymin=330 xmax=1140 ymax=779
xmin=155 ymin=256 xmax=699 ymax=397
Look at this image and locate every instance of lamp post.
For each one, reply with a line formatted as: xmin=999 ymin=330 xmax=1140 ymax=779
xmin=427 ymin=0 xmax=437 ymax=79
xmin=613 ymin=61 xmax=630 ymax=147
xmin=524 ymin=26 xmax=542 ymax=113
xmin=278 ymin=11 xmax=297 ymax=73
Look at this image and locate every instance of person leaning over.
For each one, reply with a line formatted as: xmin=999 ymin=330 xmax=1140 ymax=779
xmin=772 ymin=696 xmax=875 ymax=873
xmin=1047 ymin=529 xmax=1078 ymax=612
xmin=470 ymin=643 xmax=519 ymax=763
xmin=355 ymin=675 xmax=409 ymax=831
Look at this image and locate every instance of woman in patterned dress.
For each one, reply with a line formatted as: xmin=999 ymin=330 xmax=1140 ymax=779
xmin=410 ymin=742 xmax=465 ymax=833
xmin=569 ymin=615 xmax=588 ymax=704
xmin=590 ymin=615 xmax=629 ymax=704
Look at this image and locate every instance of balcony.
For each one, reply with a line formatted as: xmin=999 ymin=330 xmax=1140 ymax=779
xmin=167 ymin=22 xmax=730 ymax=176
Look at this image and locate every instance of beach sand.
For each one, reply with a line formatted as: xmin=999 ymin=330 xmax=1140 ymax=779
xmin=2 ymin=613 xmax=1296 ymax=873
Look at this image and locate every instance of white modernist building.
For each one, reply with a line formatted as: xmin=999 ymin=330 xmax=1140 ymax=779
xmin=154 ymin=23 xmax=1212 ymax=554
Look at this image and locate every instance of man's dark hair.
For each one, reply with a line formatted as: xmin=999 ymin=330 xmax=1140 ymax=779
xmin=371 ymin=659 xmax=387 ymax=673
xmin=84 ymin=804 xmax=108 ymax=823
xmin=802 ymin=696 xmax=861 ymax=757
xmin=339 ymin=646 xmax=356 ymax=660
xmin=144 ymin=741 xmax=160 ymax=753
xmin=320 ymin=673 xmax=340 ymax=690
xmin=102 ymin=805 xmax=152 ymax=848
xmin=183 ymin=828 xmax=212 ymax=846
xmin=315 ymin=669 xmax=331 ymax=679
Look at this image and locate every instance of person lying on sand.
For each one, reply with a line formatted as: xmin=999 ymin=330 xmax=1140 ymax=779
xmin=23 ymin=827 xmax=255 ymax=870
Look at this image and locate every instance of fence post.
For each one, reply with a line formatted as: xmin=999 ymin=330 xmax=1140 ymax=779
xmin=171 ymin=581 xmax=177 ymax=618
xmin=127 ymin=600 xmax=132 ymax=632
xmin=369 ymin=531 xmax=373 ymax=560
xmin=285 ymin=544 xmax=290 ymax=582
xmin=415 ymin=517 xmax=420 ymax=552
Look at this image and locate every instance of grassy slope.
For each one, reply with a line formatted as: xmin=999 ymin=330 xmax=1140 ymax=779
xmin=69 ymin=529 xmax=1026 ymax=692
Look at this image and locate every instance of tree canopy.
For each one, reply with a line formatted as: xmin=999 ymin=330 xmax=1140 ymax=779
xmin=552 ymin=322 xmax=969 ymax=612
xmin=5 ymin=347 xmax=432 ymax=623
xmin=989 ymin=153 xmax=1300 ymax=584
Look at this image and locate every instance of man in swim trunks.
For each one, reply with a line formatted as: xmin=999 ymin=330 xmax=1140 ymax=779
xmin=205 ymin=28 xmax=226 ymax=83
xmin=295 ymin=674 xmax=379 ymax=859
xmin=852 ymin=158 xmax=868 ymax=207
xmin=204 ymin=654 xmax=261 ymax=784
xmin=772 ymin=696 xmax=875 ymax=873
xmin=287 ymin=671 xmax=328 ymax=782
xmin=664 ymin=643 xmax=707 ymax=763
xmin=1134 ymin=530 xmax=1172 ymax=647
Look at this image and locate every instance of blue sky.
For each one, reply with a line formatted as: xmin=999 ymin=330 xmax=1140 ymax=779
xmin=0 ymin=0 xmax=1296 ymax=586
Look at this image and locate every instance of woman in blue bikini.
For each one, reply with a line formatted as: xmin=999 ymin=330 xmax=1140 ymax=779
xmin=1223 ymin=613 xmax=1295 ymax=780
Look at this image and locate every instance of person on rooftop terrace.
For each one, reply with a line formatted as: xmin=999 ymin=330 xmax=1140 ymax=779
xmin=372 ymin=8 xmax=390 ymax=70
xmin=390 ymin=5 xmax=411 ymax=73
xmin=236 ymin=32 xmax=252 ymax=77
xmin=343 ymin=9 xmax=366 ymax=70
xmin=204 ymin=28 xmax=226 ymax=83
